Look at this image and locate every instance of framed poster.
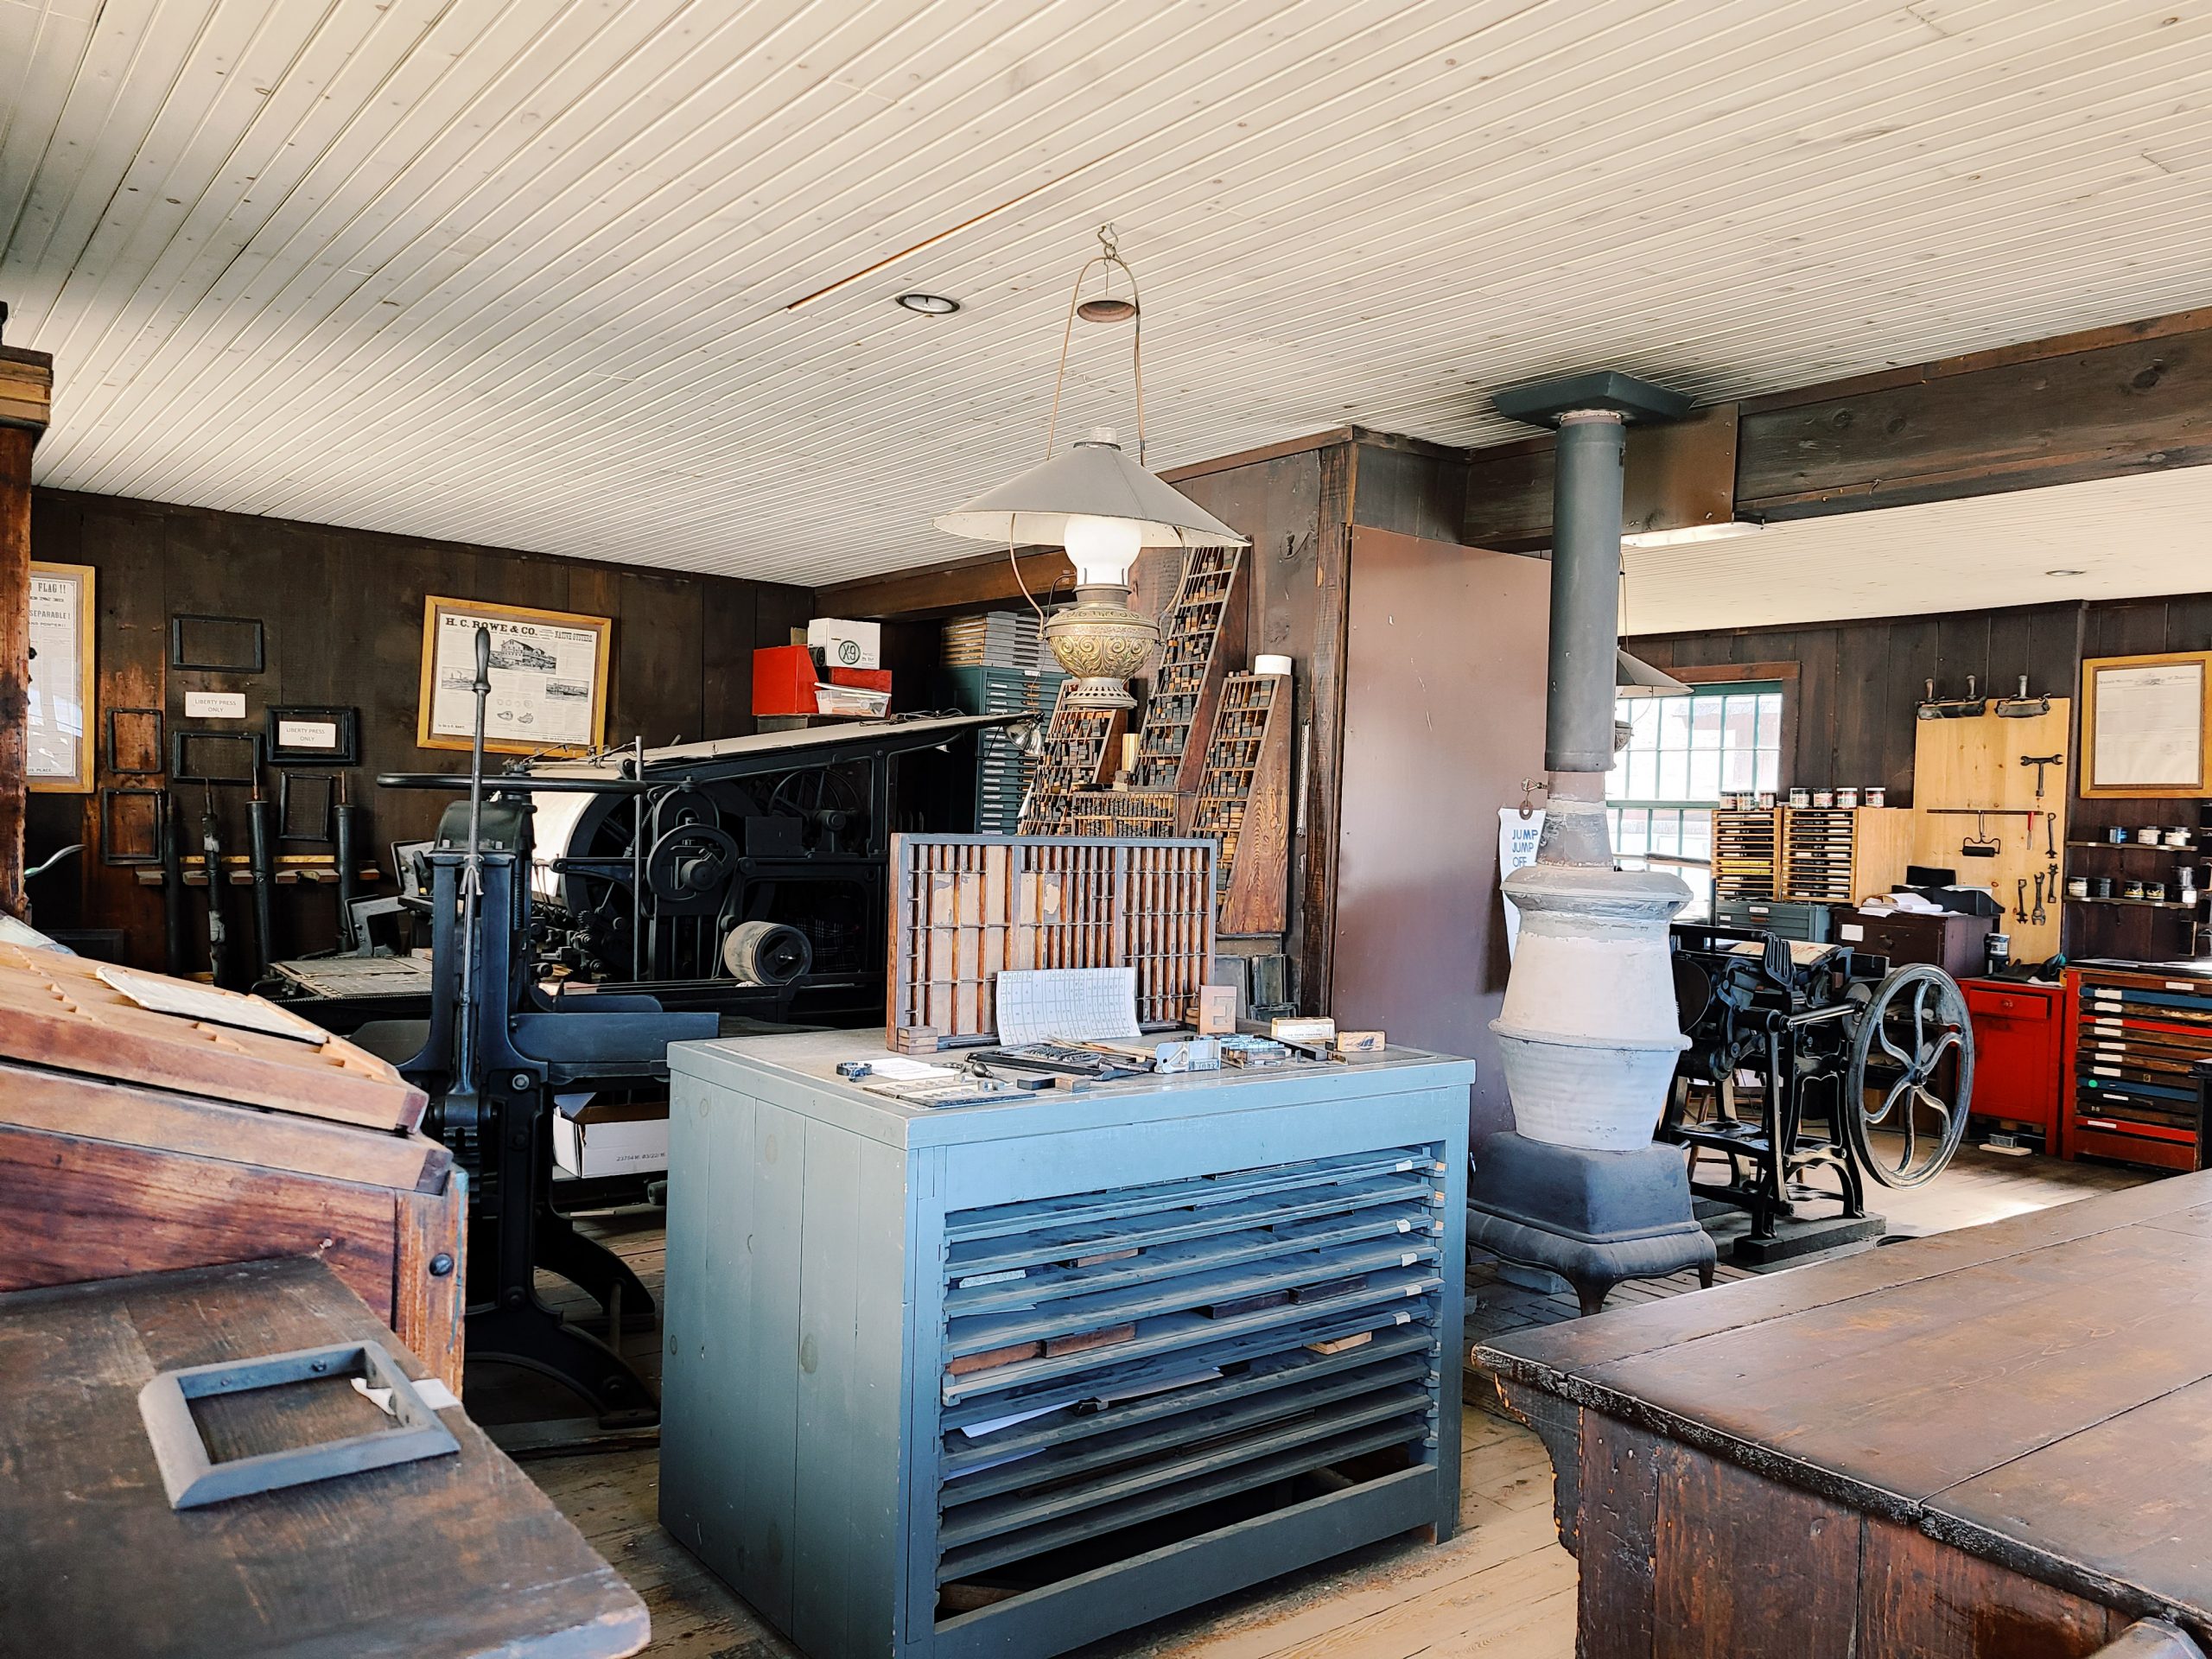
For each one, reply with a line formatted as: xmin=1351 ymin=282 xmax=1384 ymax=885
xmin=29 ymin=560 xmax=94 ymax=792
xmin=2081 ymin=651 xmax=2212 ymax=798
xmin=416 ymin=596 xmax=611 ymax=756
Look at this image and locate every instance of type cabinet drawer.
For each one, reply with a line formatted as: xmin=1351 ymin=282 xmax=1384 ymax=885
xmin=1962 ymin=978 xmax=2063 ymax=1135
xmin=2065 ymin=965 xmax=2212 ymax=1169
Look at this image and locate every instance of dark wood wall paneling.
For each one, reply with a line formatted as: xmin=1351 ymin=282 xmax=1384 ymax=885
xmin=1630 ymin=601 xmax=2082 ymax=809
xmin=23 ymin=489 xmax=812 ymax=970
xmin=1632 ymin=594 xmax=2212 ymax=963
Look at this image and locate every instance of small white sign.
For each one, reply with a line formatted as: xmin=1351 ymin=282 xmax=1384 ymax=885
xmin=183 ymin=691 xmax=247 ymax=719
xmin=277 ymin=718 xmax=340 ymax=750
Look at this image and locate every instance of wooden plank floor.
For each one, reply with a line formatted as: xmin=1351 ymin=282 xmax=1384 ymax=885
xmin=510 ymin=1144 xmax=2158 ymax=1659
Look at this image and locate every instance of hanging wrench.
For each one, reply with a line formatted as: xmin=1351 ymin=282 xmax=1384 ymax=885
xmin=2015 ymin=877 xmax=2029 ymax=923
xmin=2032 ymin=871 xmax=2047 ymax=926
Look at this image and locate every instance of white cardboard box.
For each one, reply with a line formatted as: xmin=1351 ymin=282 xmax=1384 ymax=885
xmin=551 ymin=1100 xmax=669 ymax=1178
xmin=806 ymin=617 xmax=881 ymax=670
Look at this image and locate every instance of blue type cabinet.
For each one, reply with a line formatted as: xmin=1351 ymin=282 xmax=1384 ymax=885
xmin=661 ymin=1031 xmax=1472 ymax=1659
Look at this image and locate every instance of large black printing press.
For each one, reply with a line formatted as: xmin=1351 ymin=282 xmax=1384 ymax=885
xmin=270 ymin=634 xmax=1022 ymax=1421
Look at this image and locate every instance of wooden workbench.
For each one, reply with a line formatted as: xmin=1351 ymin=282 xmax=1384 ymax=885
xmin=1478 ymin=1171 xmax=2212 ymax=1657
xmin=0 ymin=1255 xmax=646 ymax=1657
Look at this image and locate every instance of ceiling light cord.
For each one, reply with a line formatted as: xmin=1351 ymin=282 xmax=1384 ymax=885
xmin=1012 ymin=225 xmax=1149 ymax=622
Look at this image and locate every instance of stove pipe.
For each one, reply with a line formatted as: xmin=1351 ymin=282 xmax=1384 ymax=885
xmin=1488 ymin=371 xmax=1694 ymax=1151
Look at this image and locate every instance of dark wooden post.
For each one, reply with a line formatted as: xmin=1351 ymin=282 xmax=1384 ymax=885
xmin=0 ymin=336 xmax=55 ymax=919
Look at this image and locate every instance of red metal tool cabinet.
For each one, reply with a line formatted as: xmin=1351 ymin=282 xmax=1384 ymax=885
xmin=1961 ymin=977 xmax=2063 ymax=1144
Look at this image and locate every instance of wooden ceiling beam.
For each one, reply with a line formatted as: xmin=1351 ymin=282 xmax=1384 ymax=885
xmin=1465 ymin=307 xmax=2212 ymax=549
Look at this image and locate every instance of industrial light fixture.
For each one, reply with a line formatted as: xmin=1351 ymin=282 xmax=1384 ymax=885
xmin=895 ymin=292 xmax=961 ymax=315
xmin=936 ymin=226 xmax=1246 ymax=709
xmin=1617 ymin=646 xmax=1691 ymax=698
xmin=2046 ymin=568 xmax=2084 ymax=576
xmin=1620 ymin=518 xmax=1766 ymax=549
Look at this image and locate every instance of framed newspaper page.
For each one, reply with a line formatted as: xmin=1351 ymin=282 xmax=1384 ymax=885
xmin=416 ymin=595 xmax=611 ymax=757
xmin=29 ymin=560 xmax=95 ymax=792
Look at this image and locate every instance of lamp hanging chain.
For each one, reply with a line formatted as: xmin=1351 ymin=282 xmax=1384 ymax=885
xmin=1014 ymin=225 xmax=1150 ymax=622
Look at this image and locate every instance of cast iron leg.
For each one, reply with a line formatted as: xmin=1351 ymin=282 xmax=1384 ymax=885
xmin=469 ymin=1082 xmax=659 ymax=1426
xmin=534 ymin=1198 xmax=657 ymax=1332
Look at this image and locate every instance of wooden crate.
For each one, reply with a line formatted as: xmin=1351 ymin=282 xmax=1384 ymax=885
xmin=1190 ymin=671 xmax=1294 ymax=936
xmin=1778 ymin=805 xmax=1915 ymax=906
xmin=887 ymin=835 xmax=1216 ymax=1047
xmin=0 ymin=944 xmax=464 ymax=1390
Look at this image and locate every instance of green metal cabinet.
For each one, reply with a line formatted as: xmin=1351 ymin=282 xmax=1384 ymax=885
xmin=661 ymin=1031 xmax=1472 ymax=1659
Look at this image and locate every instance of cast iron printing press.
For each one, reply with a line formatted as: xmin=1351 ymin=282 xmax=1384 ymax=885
xmin=348 ymin=627 xmax=1017 ymax=1421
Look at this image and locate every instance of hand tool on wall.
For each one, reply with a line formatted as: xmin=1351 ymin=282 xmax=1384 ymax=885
xmin=199 ymin=785 xmax=229 ymax=988
xmin=246 ymin=777 xmax=276 ymax=982
xmin=2021 ymin=753 xmax=2063 ymax=798
xmin=1964 ymin=812 xmax=2001 ymax=857
xmin=2032 ymin=873 xmax=2047 ymax=926
xmin=1917 ymin=676 xmax=1988 ymax=720
xmin=2045 ymin=811 xmax=2059 ymax=904
xmin=333 ymin=772 xmax=362 ymax=954
xmin=159 ymin=787 xmax=188 ymax=977
xmin=2015 ymin=877 xmax=2029 ymax=923
xmin=1996 ymin=676 xmax=2052 ymax=718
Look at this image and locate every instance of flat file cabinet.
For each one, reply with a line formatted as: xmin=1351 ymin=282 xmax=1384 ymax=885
xmin=662 ymin=1032 xmax=1472 ymax=1659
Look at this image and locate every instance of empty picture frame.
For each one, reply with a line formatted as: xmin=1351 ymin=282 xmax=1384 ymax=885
xmin=279 ymin=772 xmax=335 ymax=842
xmin=170 ymin=613 xmax=265 ymax=673
xmin=107 ymin=708 xmax=165 ymax=776
xmin=137 ymin=1341 xmax=459 ymax=1511
xmin=267 ymin=705 xmax=359 ymax=766
xmin=99 ymin=788 xmax=167 ymax=866
xmin=171 ymin=728 xmax=263 ymax=785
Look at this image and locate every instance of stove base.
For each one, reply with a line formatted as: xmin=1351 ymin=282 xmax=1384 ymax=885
xmin=1467 ymin=1131 xmax=1716 ymax=1316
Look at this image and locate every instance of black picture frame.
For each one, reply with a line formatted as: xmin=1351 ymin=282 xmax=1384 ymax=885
xmin=169 ymin=613 xmax=265 ymax=673
xmin=171 ymin=728 xmax=263 ymax=785
xmin=106 ymin=708 xmax=165 ymax=776
xmin=265 ymin=704 xmax=359 ymax=766
xmin=99 ymin=787 xmax=168 ymax=866
xmin=278 ymin=772 xmax=335 ymax=842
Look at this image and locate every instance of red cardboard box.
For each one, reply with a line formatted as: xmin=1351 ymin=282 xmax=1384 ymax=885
xmin=752 ymin=649 xmax=894 ymax=716
xmin=752 ymin=645 xmax=818 ymax=715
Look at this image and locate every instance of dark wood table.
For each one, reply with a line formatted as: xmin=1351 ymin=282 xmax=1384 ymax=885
xmin=1478 ymin=1173 xmax=2212 ymax=1659
xmin=0 ymin=1256 xmax=648 ymax=1658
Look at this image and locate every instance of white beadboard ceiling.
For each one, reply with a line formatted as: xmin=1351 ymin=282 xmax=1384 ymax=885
xmin=1624 ymin=467 xmax=2212 ymax=636
xmin=5 ymin=0 xmax=2212 ymax=589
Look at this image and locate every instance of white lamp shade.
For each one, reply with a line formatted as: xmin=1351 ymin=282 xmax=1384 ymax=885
xmin=1063 ymin=513 xmax=1145 ymax=583
xmin=936 ymin=433 xmax=1249 ymax=551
